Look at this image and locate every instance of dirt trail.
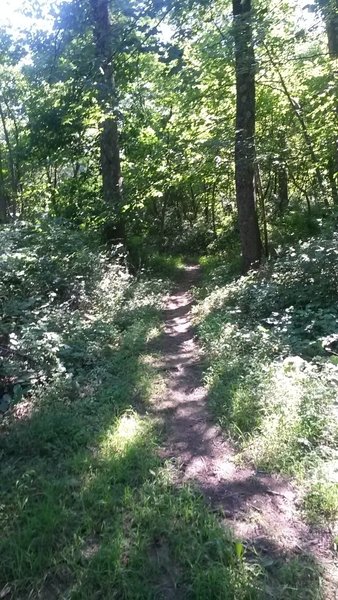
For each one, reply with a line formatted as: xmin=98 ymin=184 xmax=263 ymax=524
xmin=154 ymin=265 xmax=338 ymax=597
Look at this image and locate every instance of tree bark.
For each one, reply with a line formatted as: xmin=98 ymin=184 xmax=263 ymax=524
xmin=275 ymin=131 xmax=289 ymax=213
xmin=233 ymin=0 xmax=262 ymax=271
xmin=317 ymin=0 xmax=338 ymax=57
xmin=0 ymin=102 xmax=17 ymax=218
xmin=278 ymin=165 xmax=289 ymax=213
xmin=0 ymin=145 xmax=7 ymax=223
xmin=3 ymin=95 xmax=22 ymax=208
xmin=211 ymin=180 xmax=218 ymax=239
xmin=319 ymin=1 xmax=338 ymax=205
xmin=328 ymin=155 xmax=338 ymax=204
xmin=90 ymin=0 xmax=124 ymax=240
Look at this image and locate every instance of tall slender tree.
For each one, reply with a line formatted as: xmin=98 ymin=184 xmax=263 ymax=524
xmin=90 ymin=0 xmax=124 ymax=240
xmin=232 ymin=0 xmax=262 ymax=271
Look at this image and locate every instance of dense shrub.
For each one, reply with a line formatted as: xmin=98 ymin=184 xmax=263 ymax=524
xmin=0 ymin=220 xmax=165 ymax=402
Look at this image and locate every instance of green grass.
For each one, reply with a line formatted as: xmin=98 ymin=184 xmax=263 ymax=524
xmin=0 ymin=313 xmax=258 ymax=599
xmin=194 ymin=232 xmax=338 ymax=527
xmin=0 ymin=224 xmax=257 ymax=599
xmin=0 ymin=224 xmax=328 ymax=598
xmin=303 ymin=482 xmax=338 ymax=525
xmin=145 ymin=252 xmax=187 ymax=279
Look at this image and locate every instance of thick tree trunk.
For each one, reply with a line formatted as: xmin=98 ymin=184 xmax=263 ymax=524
xmin=233 ymin=0 xmax=262 ymax=271
xmin=90 ymin=0 xmax=124 ymax=240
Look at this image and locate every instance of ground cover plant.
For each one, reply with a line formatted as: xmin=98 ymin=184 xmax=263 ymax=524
xmin=1 ymin=0 xmax=338 ymax=596
xmin=195 ymin=229 xmax=338 ymax=527
xmin=0 ymin=222 xmax=328 ymax=599
xmin=0 ymin=221 xmax=262 ymax=599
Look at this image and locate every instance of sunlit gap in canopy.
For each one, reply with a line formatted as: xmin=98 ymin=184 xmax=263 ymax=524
xmin=0 ymin=0 xmax=320 ymax=34
xmin=0 ymin=0 xmax=67 ymax=34
xmin=294 ymin=0 xmax=323 ymax=33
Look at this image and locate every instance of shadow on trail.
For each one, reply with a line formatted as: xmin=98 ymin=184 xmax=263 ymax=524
xmin=0 ymin=267 xmax=332 ymax=599
xmin=150 ymin=265 xmax=334 ymax=599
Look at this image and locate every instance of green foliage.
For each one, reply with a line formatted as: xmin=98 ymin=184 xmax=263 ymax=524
xmin=145 ymin=253 xmax=186 ymax=278
xmin=303 ymin=482 xmax=338 ymax=525
xmin=0 ymin=0 xmax=336 ymax=247
xmin=0 ymin=0 xmax=337 ymax=593
xmin=271 ymin=210 xmax=322 ymax=247
xmin=0 ymin=221 xmax=265 ymax=599
xmin=195 ymin=231 xmax=338 ymax=523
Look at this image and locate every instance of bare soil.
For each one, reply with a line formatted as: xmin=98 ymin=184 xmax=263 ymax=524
xmin=153 ymin=265 xmax=338 ymax=598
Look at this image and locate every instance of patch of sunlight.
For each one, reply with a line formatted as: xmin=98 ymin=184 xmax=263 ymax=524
xmin=318 ymin=459 xmax=338 ymax=484
xmin=146 ymin=326 xmax=161 ymax=342
xmin=192 ymin=284 xmax=235 ymax=321
xmin=244 ymin=363 xmax=308 ymax=465
xmin=139 ymin=353 xmax=163 ymax=367
xmin=100 ymin=411 xmax=148 ymax=457
xmin=158 ymin=460 xmax=180 ymax=485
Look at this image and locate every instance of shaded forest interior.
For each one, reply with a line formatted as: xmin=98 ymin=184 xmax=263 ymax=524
xmin=0 ymin=0 xmax=338 ymax=598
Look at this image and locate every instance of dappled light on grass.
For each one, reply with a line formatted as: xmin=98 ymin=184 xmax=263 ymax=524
xmin=0 ymin=226 xmax=336 ymax=597
xmin=0 ymin=223 xmax=173 ymax=598
xmin=100 ymin=411 xmax=151 ymax=456
xmin=145 ymin=325 xmax=162 ymax=343
xmin=0 ymin=228 xmax=262 ymax=599
xmin=195 ymin=233 xmax=338 ymax=528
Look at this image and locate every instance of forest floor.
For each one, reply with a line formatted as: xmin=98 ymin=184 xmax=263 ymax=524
xmin=152 ymin=265 xmax=338 ymax=599
xmin=1 ymin=226 xmax=338 ymax=599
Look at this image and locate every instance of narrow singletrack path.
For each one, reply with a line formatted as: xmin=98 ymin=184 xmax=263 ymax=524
xmin=153 ymin=265 xmax=337 ymax=598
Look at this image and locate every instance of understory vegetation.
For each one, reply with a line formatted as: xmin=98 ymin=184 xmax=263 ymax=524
xmin=195 ymin=221 xmax=338 ymax=526
xmin=1 ymin=0 xmax=338 ymax=596
xmin=0 ymin=222 xmax=328 ymax=599
xmin=0 ymin=222 xmax=251 ymax=598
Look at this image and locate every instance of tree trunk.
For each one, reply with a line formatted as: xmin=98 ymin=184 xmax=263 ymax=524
xmin=211 ymin=180 xmax=218 ymax=239
xmin=319 ymin=1 xmax=338 ymax=204
xmin=278 ymin=165 xmax=289 ymax=213
xmin=90 ymin=0 xmax=124 ymax=241
xmin=0 ymin=102 xmax=17 ymax=218
xmin=0 ymin=146 xmax=7 ymax=223
xmin=189 ymin=183 xmax=198 ymax=220
xmin=317 ymin=0 xmax=338 ymax=57
xmin=254 ymin=161 xmax=269 ymax=258
xmin=276 ymin=131 xmax=289 ymax=213
xmin=328 ymin=155 xmax=338 ymax=205
xmin=3 ymin=95 xmax=22 ymax=212
xmin=233 ymin=0 xmax=262 ymax=271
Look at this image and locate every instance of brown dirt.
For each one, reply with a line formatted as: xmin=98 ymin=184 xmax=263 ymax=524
xmin=153 ymin=265 xmax=338 ymax=598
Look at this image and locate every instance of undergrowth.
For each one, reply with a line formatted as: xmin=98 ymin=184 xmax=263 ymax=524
xmin=195 ymin=232 xmax=338 ymax=527
xmin=0 ymin=221 xmax=262 ymax=599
